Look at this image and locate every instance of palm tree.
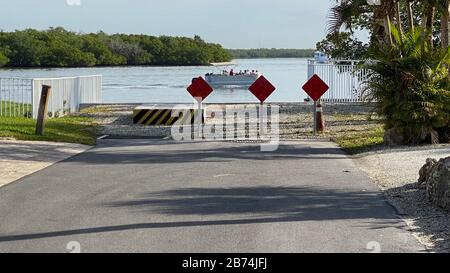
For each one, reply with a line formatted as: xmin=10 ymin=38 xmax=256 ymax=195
xmin=327 ymin=0 xmax=449 ymax=48
xmin=327 ymin=0 xmax=370 ymax=35
xmin=365 ymin=25 xmax=450 ymax=144
xmin=328 ymin=0 xmax=398 ymax=45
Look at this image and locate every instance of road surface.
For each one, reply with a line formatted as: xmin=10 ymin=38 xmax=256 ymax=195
xmin=0 ymin=139 xmax=424 ymax=253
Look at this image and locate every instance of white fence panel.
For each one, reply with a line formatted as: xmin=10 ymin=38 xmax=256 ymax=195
xmin=307 ymin=60 xmax=371 ymax=102
xmin=32 ymin=75 xmax=102 ymax=119
xmin=78 ymin=75 xmax=102 ymax=103
xmin=33 ymin=77 xmax=76 ymax=119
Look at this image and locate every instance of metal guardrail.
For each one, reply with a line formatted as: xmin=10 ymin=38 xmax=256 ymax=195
xmin=0 ymin=75 xmax=102 ymax=119
xmin=307 ymin=59 xmax=371 ymax=102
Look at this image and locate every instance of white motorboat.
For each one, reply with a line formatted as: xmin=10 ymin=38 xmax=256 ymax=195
xmin=314 ymin=51 xmax=330 ymax=63
xmin=205 ymin=73 xmax=260 ymax=87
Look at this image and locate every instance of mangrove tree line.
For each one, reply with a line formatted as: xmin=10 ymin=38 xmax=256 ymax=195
xmin=228 ymin=48 xmax=315 ymax=59
xmin=0 ymin=28 xmax=231 ymax=68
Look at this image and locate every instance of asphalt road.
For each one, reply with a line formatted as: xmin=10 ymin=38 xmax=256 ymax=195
xmin=0 ymin=139 xmax=424 ymax=253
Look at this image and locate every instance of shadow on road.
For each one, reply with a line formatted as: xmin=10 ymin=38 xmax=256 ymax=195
xmin=65 ymin=141 xmax=349 ymax=165
xmin=106 ymin=186 xmax=398 ymax=220
xmin=0 ymin=186 xmax=403 ymax=243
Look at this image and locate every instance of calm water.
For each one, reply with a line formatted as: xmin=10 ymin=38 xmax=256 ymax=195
xmin=0 ymin=58 xmax=309 ymax=103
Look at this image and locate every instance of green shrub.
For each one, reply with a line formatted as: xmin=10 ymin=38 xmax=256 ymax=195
xmin=365 ymin=26 xmax=450 ymax=144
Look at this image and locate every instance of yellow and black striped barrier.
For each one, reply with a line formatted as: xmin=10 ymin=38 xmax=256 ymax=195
xmin=133 ymin=106 xmax=204 ymax=126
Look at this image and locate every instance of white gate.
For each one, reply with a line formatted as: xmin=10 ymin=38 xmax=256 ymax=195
xmin=307 ymin=60 xmax=371 ymax=102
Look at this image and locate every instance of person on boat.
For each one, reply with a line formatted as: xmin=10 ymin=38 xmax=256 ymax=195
xmin=230 ymin=69 xmax=234 ymax=76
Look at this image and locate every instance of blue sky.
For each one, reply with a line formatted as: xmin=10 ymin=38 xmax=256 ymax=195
xmin=0 ymin=0 xmax=346 ymax=49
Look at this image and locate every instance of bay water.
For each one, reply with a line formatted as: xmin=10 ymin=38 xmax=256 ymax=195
xmin=0 ymin=58 xmax=310 ymax=103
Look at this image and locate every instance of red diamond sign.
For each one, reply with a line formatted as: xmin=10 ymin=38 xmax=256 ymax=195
xmin=248 ymin=76 xmax=276 ymax=103
xmin=302 ymin=74 xmax=329 ymax=102
xmin=187 ymin=77 xmax=214 ymax=102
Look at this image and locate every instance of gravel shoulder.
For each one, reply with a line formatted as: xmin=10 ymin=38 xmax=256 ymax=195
xmin=80 ymin=103 xmax=381 ymax=140
xmin=0 ymin=139 xmax=91 ymax=188
xmin=353 ymin=146 xmax=450 ymax=252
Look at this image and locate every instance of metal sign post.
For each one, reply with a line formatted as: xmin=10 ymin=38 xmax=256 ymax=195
xmin=187 ymin=77 xmax=214 ymax=139
xmin=196 ymin=98 xmax=203 ymax=138
xmin=259 ymin=103 xmax=264 ymax=137
xmin=313 ymin=100 xmax=317 ymax=136
xmin=248 ymin=76 xmax=276 ymax=139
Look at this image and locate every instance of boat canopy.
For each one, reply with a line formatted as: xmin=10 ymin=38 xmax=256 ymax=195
xmin=210 ymin=62 xmax=236 ymax=67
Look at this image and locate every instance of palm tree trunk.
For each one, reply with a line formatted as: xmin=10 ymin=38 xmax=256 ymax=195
xmin=425 ymin=6 xmax=435 ymax=31
xmin=385 ymin=15 xmax=394 ymax=45
xmin=385 ymin=0 xmax=395 ymax=45
xmin=373 ymin=0 xmax=394 ymax=45
xmin=441 ymin=0 xmax=450 ymax=48
xmin=406 ymin=1 xmax=414 ymax=31
xmin=423 ymin=3 xmax=435 ymax=46
xmin=396 ymin=1 xmax=403 ymax=37
xmin=373 ymin=6 xmax=387 ymax=43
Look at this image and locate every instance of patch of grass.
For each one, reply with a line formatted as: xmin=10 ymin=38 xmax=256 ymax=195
xmin=0 ymin=101 xmax=32 ymax=118
xmin=335 ymin=125 xmax=385 ymax=154
xmin=80 ymin=106 xmax=113 ymax=114
xmin=0 ymin=115 xmax=99 ymax=145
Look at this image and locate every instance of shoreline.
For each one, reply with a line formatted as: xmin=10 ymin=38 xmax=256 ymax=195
xmin=0 ymin=57 xmax=312 ymax=70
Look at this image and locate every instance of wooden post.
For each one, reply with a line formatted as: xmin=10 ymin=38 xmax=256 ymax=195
xmin=35 ymin=85 xmax=51 ymax=135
